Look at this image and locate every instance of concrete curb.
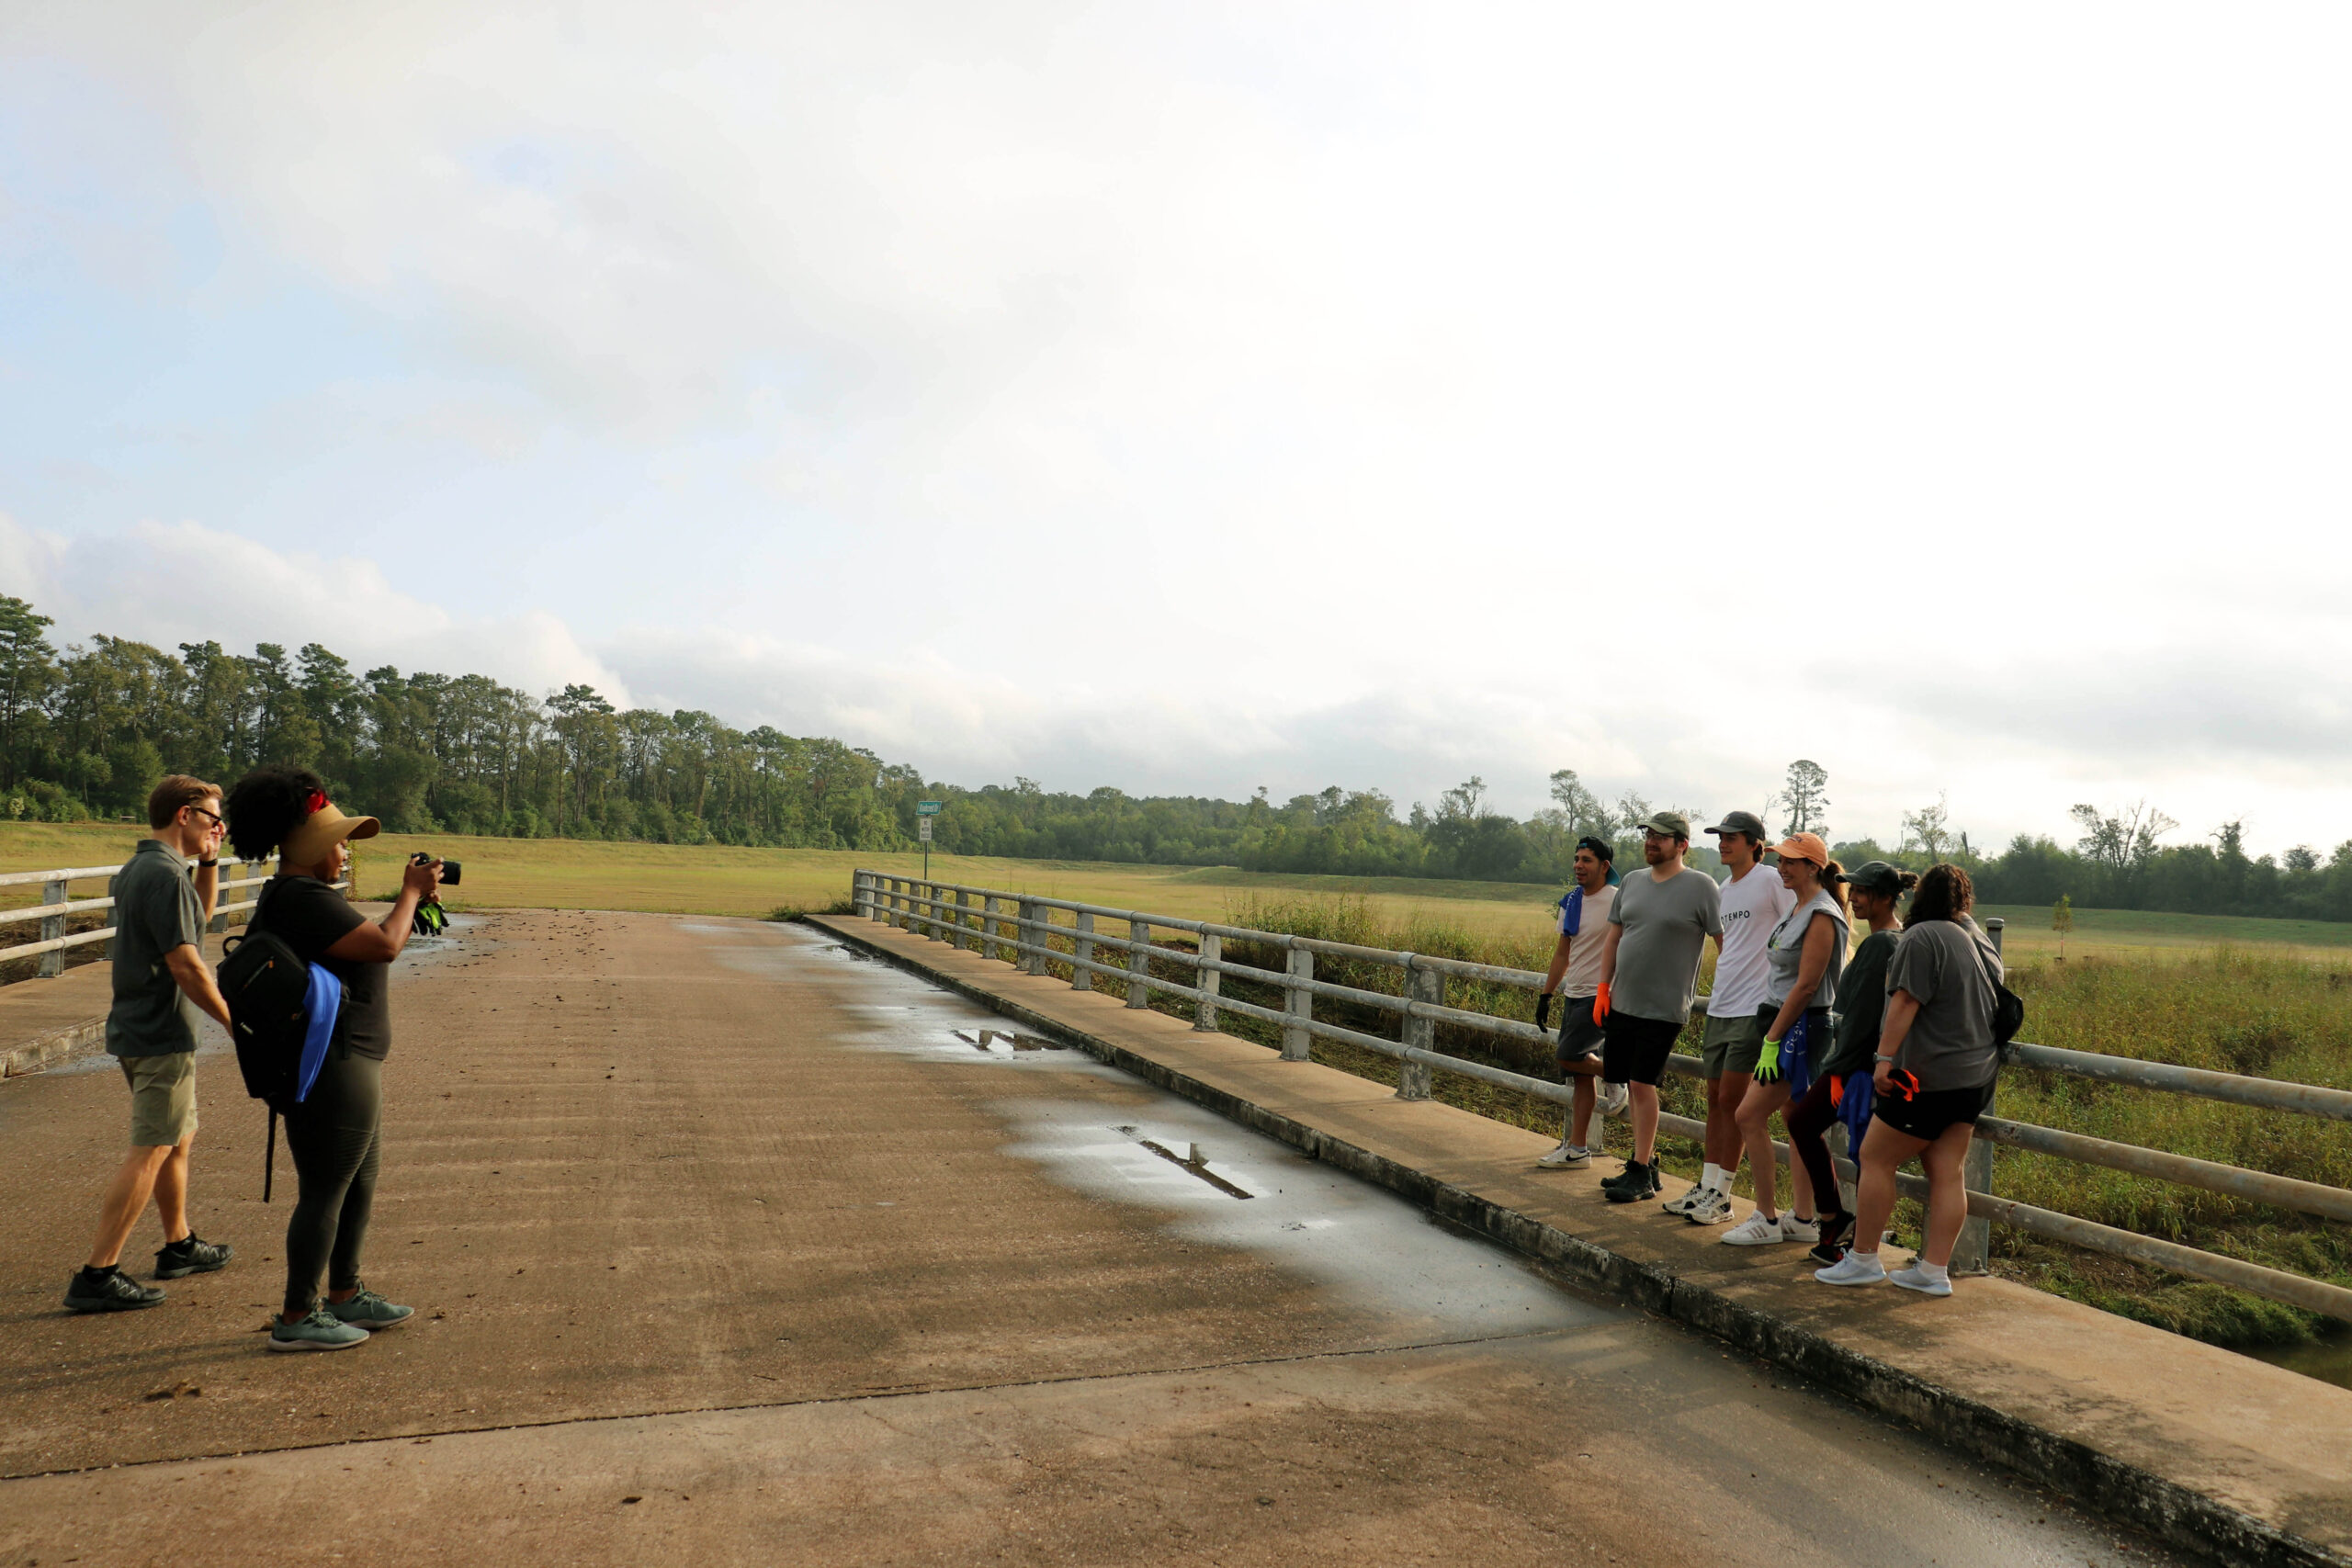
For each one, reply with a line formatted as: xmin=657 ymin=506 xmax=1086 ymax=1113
xmin=0 ymin=1018 xmax=105 ymax=1078
xmin=812 ymin=914 xmax=2346 ymax=1568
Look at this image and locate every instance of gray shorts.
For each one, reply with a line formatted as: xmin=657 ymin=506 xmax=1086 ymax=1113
xmin=119 ymin=1052 xmax=198 ymax=1147
xmin=1701 ymin=1011 xmax=1765 ymax=1078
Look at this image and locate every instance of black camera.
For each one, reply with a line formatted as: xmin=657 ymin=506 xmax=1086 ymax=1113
xmin=411 ymin=852 xmax=463 ymax=886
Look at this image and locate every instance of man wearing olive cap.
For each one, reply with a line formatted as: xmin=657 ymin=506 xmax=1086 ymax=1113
xmin=1594 ymin=810 xmax=1724 ymax=1203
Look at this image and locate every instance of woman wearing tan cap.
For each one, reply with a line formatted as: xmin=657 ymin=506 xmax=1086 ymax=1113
xmin=223 ymin=765 xmax=442 ymax=1352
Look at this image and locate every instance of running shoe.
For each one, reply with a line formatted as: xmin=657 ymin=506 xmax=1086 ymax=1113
xmin=1658 ymin=1183 xmax=1703 ymax=1217
xmin=153 ymin=1235 xmax=234 ymax=1280
xmin=1779 ymin=1214 xmax=1821 ymax=1246
xmin=1684 ymin=1188 xmax=1736 ymax=1225
xmin=1814 ymin=1253 xmax=1888 ymax=1287
xmin=62 ymin=1267 xmax=164 ymax=1314
xmin=1536 ymin=1140 xmax=1591 ymax=1168
xmin=1721 ymin=1212 xmax=1786 ymax=1247
xmin=1601 ymin=1160 xmax=1660 ymax=1203
xmin=268 ymin=1306 xmax=370 ymax=1352
xmin=326 ymin=1286 xmax=414 ymax=1329
xmin=1597 ymin=1082 xmax=1630 ymax=1118
xmin=1888 ymin=1262 xmax=1953 ymax=1297
xmin=1806 ymin=1213 xmax=1856 ymax=1267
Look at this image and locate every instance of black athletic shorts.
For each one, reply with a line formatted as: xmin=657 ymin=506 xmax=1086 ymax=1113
xmin=1556 ymin=1004 xmax=1606 ymax=1065
xmin=1873 ymin=1077 xmax=1996 ymax=1141
xmin=1601 ymin=1012 xmax=1680 ymax=1087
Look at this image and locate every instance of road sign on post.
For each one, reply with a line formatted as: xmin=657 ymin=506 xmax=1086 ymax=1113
xmin=916 ymin=801 xmax=939 ymax=878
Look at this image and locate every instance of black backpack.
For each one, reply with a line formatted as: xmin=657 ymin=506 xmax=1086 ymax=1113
xmin=1971 ymin=929 xmax=2027 ymax=1055
xmin=217 ymin=881 xmax=311 ymax=1198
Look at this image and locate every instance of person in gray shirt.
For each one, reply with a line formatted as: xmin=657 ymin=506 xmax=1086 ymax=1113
xmin=1815 ymin=863 xmax=2004 ymax=1300
xmin=64 ymin=775 xmax=238 ymax=1314
xmin=1594 ymin=810 xmax=1724 ymax=1202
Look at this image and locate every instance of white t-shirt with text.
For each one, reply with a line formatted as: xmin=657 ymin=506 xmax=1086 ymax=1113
xmin=1706 ymin=864 xmax=1796 ymax=1017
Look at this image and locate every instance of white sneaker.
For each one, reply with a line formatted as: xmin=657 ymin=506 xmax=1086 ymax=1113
xmin=1721 ymin=1211 xmax=1785 ymax=1246
xmin=1815 ymin=1252 xmax=1888 ymax=1287
xmin=1780 ymin=1214 xmax=1821 ymax=1245
xmin=1597 ymin=1081 xmax=1630 ymax=1118
xmin=1684 ymin=1188 xmax=1735 ymax=1225
xmin=1889 ymin=1262 xmax=1953 ymax=1297
xmin=1659 ymin=1183 xmax=1702 ymax=1216
xmin=1536 ymin=1140 xmax=1591 ymax=1169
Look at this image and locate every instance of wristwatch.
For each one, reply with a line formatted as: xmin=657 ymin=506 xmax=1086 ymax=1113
xmin=196 ymin=858 xmax=219 ymax=868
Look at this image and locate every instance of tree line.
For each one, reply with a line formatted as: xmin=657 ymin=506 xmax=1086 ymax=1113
xmin=2 ymin=595 xmax=2345 ymax=921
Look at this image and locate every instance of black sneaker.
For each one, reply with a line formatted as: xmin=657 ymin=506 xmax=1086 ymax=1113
xmin=1806 ymin=1212 xmax=1856 ymax=1268
xmin=154 ymin=1235 xmax=234 ymax=1280
xmin=1602 ymin=1160 xmax=1661 ymax=1203
xmin=63 ymin=1267 xmax=165 ymax=1314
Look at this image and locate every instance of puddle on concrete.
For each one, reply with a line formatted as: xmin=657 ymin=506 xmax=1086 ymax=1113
xmin=995 ymin=1097 xmax=1600 ymax=1336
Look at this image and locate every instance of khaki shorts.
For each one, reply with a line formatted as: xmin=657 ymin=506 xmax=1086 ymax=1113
xmin=119 ymin=1052 xmax=198 ymax=1147
xmin=1701 ymin=1011 xmax=1765 ymax=1078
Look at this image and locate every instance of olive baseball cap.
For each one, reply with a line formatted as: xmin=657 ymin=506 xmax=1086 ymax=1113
xmin=1705 ymin=809 xmax=1767 ymax=840
xmin=1841 ymin=860 xmax=1909 ymax=897
xmin=1636 ymin=809 xmax=1692 ymax=840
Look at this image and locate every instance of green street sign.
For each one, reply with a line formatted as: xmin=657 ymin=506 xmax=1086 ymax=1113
xmin=916 ymin=800 xmax=943 ymax=816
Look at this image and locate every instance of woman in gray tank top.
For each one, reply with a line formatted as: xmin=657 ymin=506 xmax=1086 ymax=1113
xmin=1722 ymin=833 xmax=1850 ymax=1247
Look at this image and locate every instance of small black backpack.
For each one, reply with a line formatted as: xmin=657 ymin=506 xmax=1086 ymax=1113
xmin=217 ymin=882 xmax=311 ymax=1197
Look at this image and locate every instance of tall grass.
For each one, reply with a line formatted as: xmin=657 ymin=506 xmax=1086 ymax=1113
xmin=1212 ymin=897 xmax=2351 ymax=1348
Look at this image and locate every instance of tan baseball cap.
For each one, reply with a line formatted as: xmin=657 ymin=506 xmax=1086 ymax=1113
xmin=280 ymin=792 xmax=380 ymax=866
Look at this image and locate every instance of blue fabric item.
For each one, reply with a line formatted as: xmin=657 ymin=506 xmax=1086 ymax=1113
xmin=1558 ymin=886 xmax=1584 ymax=937
xmin=1783 ymin=1010 xmax=1814 ymax=1099
xmin=296 ymin=964 xmax=343 ymax=1104
xmin=1838 ymin=1069 xmax=1876 ymax=1150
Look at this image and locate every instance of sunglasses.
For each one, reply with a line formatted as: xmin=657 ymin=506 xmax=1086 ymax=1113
xmin=188 ymin=806 xmax=225 ymax=828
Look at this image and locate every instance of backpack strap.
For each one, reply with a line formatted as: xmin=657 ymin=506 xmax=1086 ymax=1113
xmin=263 ymin=1107 xmax=277 ymax=1203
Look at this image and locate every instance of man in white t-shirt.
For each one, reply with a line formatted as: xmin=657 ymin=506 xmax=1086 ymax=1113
xmin=1532 ymin=838 xmax=1627 ymax=1168
xmin=1669 ymin=809 xmax=1795 ymax=1224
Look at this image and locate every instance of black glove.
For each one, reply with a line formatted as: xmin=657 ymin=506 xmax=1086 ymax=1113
xmin=1534 ymin=992 xmax=1554 ymax=1032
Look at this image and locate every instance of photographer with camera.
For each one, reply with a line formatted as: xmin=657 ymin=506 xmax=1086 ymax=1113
xmin=224 ymin=765 xmax=441 ymax=1352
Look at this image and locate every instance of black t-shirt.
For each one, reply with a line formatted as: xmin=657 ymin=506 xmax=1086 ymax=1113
xmin=258 ymin=875 xmax=391 ymax=1062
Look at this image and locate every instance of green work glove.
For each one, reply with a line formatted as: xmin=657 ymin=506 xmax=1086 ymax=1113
xmin=1754 ymin=1037 xmax=1783 ymax=1084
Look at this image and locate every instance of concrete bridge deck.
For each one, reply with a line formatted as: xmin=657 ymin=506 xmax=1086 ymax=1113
xmin=0 ymin=909 xmax=2270 ymax=1565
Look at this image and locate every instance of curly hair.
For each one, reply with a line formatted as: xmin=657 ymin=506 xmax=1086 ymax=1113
xmin=225 ymin=763 xmax=327 ymax=861
xmin=1905 ymin=863 xmax=1974 ymax=926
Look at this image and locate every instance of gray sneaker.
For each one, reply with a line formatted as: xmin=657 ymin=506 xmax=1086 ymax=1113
xmin=269 ymin=1305 xmax=370 ymax=1352
xmin=1659 ymin=1183 xmax=1703 ymax=1217
xmin=327 ymin=1286 xmax=413 ymax=1330
xmin=1597 ymin=1081 xmax=1630 ymax=1118
xmin=1684 ymin=1188 xmax=1736 ymax=1225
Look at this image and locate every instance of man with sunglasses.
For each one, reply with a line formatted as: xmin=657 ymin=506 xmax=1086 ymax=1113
xmin=64 ymin=775 xmax=238 ymax=1313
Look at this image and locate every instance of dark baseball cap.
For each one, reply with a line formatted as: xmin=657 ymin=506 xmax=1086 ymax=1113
xmin=1636 ymin=809 xmax=1692 ymax=840
xmin=1840 ymin=860 xmax=1909 ymax=897
xmin=1705 ymin=810 xmax=1767 ymax=840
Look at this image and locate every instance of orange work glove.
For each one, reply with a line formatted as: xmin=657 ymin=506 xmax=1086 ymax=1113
xmin=1592 ymin=983 xmax=1611 ymax=1025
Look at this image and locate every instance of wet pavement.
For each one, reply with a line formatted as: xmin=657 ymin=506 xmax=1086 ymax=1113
xmin=0 ymin=912 xmax=2192 ymax=1565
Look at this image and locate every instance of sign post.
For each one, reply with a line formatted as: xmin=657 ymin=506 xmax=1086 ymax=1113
xmin=916 ymin=800 xmax=941 ymax=881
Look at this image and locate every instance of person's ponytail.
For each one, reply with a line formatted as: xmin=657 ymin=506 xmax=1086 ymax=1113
xmin=1821 ymin=858 xmax=1851 ymax=917
xmin=225 ymin=764 xmax=327 ymax=862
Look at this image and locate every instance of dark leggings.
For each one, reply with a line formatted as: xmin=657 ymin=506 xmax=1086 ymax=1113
xmin=280 ymin=1050 xmax=382 ymax=1316
xmin=1786 ymin=1070 xmax=1848 ymax=1221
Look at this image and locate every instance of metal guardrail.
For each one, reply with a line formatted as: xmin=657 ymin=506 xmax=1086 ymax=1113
xmin=852 ymin=869 xmax=2352 ymax=1324
xmin=0 ymin=858 xmax=345 ymax=979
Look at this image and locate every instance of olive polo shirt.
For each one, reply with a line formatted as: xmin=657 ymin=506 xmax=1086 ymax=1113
xmin=105 ymin=838 xmax=207 ymax=1058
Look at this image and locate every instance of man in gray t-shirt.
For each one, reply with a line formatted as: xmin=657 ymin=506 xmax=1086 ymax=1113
xmin=1596 ymin=811 xmax=1724 ymax=1201
xmin=66 ymin=776 xmax=238 ymax=1315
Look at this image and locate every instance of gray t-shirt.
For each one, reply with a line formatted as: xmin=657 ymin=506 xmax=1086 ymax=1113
xmin=1884 ymin=915 xmax=2004 ymax=1091
xmin=1606 ymin=865 xmax=1724 ymax=1024
xmin=1764 ymin=890 xmax=1849 ymax=1011
xmin=106 ymin=839 xmax=205 ymax=1058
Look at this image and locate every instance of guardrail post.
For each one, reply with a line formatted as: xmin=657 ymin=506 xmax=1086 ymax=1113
xmin=850 ymin=871 xmax=867 ymax=918
xmin=1126 ymin=920 xmax=1151 ymax=1008
xmin=1071 ymin=911 xmax=1095 ymax=990
xmin=980 ymin=897 xmax=1001 ymax=961
xmin=923 ymin=882 xmax=944 ymax=941
xmin=39 ymin=876 xmax=65 ymax=978
xmin=1952 ymin=917 xmax=2005 ymax=1275
xmin=1193 ymin=932 xmax=1220 ymax=1032
xmin=1396 ymin=960 xmax=1437 ymax=1100
xmin=953 ymin=887 xmax=972 ymax=950
xmin=1282 ymin=947 xmax=1313 ymax=1060
xmin=1020 ymin=900 xmax=1046 ymax=975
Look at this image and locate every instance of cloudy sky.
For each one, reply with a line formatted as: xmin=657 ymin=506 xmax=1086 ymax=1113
xmin=4 ymin=4 xmax=2347 ymax=854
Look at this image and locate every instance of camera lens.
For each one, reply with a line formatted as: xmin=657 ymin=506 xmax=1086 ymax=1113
xmin=441 ymin=860 xmax=462 ymax=886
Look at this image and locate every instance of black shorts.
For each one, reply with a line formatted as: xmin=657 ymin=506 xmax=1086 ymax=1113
xmin=1873 ymin=1077 xmax=1996 ymax=1141
xmin=1556 ymin=1005 xmax=1606 ymax=1065
xmin=1601 ymin=1012 xmax=1680 ymax=1087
